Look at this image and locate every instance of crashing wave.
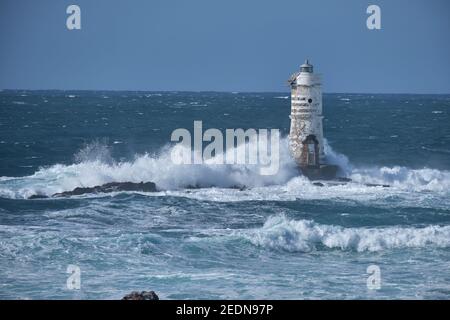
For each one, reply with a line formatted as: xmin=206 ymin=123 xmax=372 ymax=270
xmin=244 ymin=215 xmax=450 ymax=252
xmin=0 ymin=138 xmax=450 ymax=199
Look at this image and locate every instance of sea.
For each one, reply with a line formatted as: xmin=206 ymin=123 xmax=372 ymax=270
xmin=0 ymin=90 xmax=449 ymax=299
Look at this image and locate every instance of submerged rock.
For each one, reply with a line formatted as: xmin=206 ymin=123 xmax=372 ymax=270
xmin=365 ymin=183 xmax=390 ymax=188
xmin=313 ymin=182 xmax=325 ymax=187
xmin=28 ymin=194 xmax=49 ymax=199
xmin=52 ymin=181 xmax=157 ymax=197
xmin=300 ymin=164 xmax=340 ymax=180
xmin=185 ymin=184 xmax=246 ymax=191
xmin=122 ymin=291 xmax=159 ymax=300
xmin=336 ymin=177 xmax=352 ymax=182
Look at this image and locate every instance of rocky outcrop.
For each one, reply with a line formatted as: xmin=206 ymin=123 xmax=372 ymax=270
xmin=184 ymin=184 xmax=247 ymax=191
xmin=53 ymin=181 xmax=157 ymax=197
xmin=28 ymin=194 xmax=50 ymax=199
xmin=122 ymin=291 xmax=159 ymax=300
xmin=27 ymin=181 xmax=158 ymax=199
xmin=300 ymin=164 xmax=340 ymax=180
xmin=365 ymin=183 xmax=390 ymax=188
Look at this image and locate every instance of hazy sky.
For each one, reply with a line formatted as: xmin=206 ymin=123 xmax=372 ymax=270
xmin=1 ymin=0 xmax=449 ymax=93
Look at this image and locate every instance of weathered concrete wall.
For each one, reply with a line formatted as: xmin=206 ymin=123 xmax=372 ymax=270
xmin=289 ymin=69 xmax=325 ymax=167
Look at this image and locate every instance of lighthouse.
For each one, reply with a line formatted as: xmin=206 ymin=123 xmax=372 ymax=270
xmin=288 ymin=60 xmax=338 ymax=180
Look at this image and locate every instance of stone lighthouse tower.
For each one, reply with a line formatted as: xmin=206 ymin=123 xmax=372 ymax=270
xmin=288 ymin=60 xmax=338 ymax=180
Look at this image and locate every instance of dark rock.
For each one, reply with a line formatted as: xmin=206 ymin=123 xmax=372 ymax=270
xmin=28 ymin=194 xmax=49 ymax=199
xmin=185 ymin=184 xmax=247 ymax=190
xmin=122 ymin=291 xmax=159 ymax=300
xmin=185 ymin=184 xmax=202 ymax=189
xmin=300 ymin=164 xmax=339 ymax=180
xmin=365 ymin=183 xmax=390 ymax=188
xmin=313 ymin=182 xmax=324 ymax=187
xmin=53 ymin=181 xmax=157 ymax=197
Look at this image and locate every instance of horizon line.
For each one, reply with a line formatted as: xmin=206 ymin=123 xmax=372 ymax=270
xmin=1 ymin=88 xmax=450 ymax=95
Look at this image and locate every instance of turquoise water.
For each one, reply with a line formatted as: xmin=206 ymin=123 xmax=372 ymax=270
xmin=0 ymin=90 xmax=450 ymax=299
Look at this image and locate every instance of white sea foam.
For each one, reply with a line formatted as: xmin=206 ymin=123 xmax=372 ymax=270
xmin=244 ymin=215 xmax=450 ymax=252
xmin=0 ymin=138 xmax=297 ymax=198
xmin=0 ymin=137 xmax=449 ymax=200
xmin=323 ymin=139 xmax=352 ymax=175
xmin=349 ymin=166 xmax=450 ymax=192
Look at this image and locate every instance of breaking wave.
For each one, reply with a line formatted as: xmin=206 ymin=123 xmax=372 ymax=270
xmin=245 ymin=215 xmax=450 ymax=252
xmin=349 ymin=166 xmax=450 ymax=192
xmin=0 ymin=138 xmax=297 ymax=199
xmin=0 ymin=137 xmax=449 ymax=199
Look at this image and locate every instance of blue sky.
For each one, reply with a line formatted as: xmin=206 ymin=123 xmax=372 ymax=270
xmin=0 ymin=0 xmax=449 ymax=93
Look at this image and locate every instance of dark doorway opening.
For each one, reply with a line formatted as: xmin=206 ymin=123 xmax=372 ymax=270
xmin=302 ymin=135 xmax=319 ymax=167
